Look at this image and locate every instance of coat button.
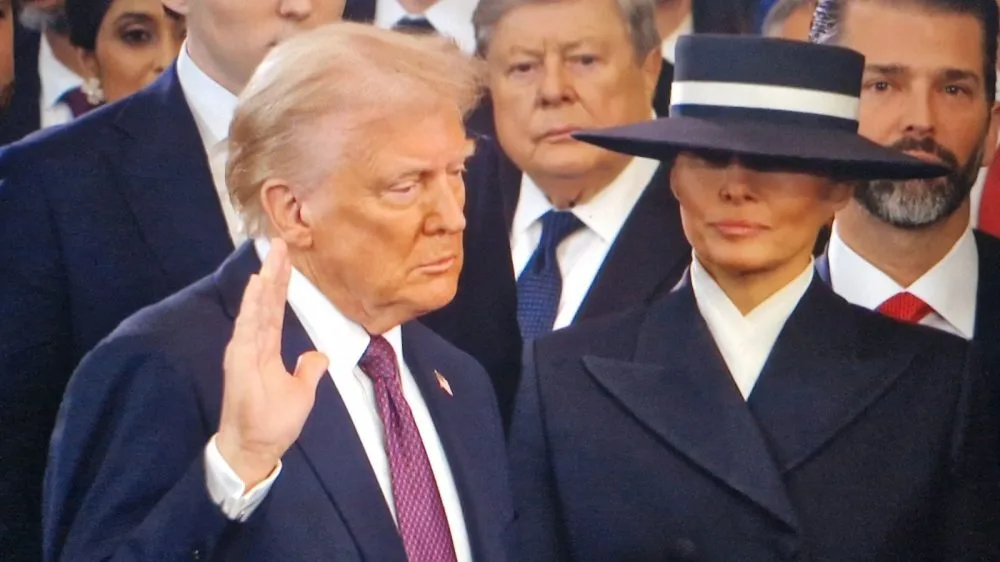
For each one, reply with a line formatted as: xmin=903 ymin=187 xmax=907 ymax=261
xmin=669 ymin=538 xmax=698 ymax=561
xmin=191 ymin=548 xmax=202 ymax=561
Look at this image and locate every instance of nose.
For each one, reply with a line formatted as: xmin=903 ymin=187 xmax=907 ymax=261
xmin=428 ymin=177 xmax=467 ymax=234
xmin=718 ymin=159 xmax=758 ymax=203
xmin=279 ymin=0 xmax=314 ymax=21
xmin=899 ymin=86 xmax=936 ymax=138
xmin=538 ymin=59 xmax=574 ymax=108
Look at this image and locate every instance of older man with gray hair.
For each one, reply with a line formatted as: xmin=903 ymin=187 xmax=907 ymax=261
xmin=450 ymin=0 xmax=691 ymax=419
xmin=43 ymin=22 xmax=513 ymax=562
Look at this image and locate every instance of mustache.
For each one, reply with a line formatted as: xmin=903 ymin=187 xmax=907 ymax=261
xmin=889 ymin=136 xmax=960 ymax=170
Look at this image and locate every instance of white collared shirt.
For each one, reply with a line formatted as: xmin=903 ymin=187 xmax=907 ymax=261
xmin=375 ymin=0 xmax=478 ymax=55
xmin=37 ymin=34 xmax=83 ymax=128
xmin=691 ymin=255 xmax=814 ymax=400
xmin=204 ymin=239 xmax=471 ymax=561
xmin=827 ymin=224 xmax=978 ymax=339
xmin=510 ymin=155 xmax=659 ymax=330
xmin=175 ymin=42 xmax=245 ymax=245
xmin=661 ymin=12 xmax=693 ymax=64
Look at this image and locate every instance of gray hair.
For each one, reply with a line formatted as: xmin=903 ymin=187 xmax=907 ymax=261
xmin=473 ymin=0 xmax=661 ymax=60
xmin=227 ymin=22 xmax=486 ymax=236
xmin=762 ymin=0 xmax=816 ymax=36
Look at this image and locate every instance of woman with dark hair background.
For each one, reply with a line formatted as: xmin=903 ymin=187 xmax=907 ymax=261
xmin=63 ymin=0 xmax=184 ymax=114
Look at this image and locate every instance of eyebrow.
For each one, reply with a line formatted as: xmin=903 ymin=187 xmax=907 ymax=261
xmin=114 ymin=11 xmax=157 ymax=25
xmin=865 ymin=64 xmax=981 ymax=84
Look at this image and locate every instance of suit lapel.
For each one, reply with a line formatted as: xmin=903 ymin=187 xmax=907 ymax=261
xmin=498 ymin=151 xmax=522 ymax=231
xmin=973 ymin=230 xmax=1000 ymax=369
xmin=215 ymin=246 xmax=407 ymax=562
xmin=747 ymin=279 xmax=915 ymax=472
xmin=111 ymin=67 xmax=233 ymax=289
xmin=401 ymin=323 xmax=494 ymax=560
xmin=583 ymin=278 xmax=800 ymax=531
xmin=575 ymin=164 xmax=690 ymax=321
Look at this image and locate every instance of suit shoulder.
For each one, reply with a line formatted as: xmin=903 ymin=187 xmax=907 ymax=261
xmin=0 ymin=106 xmax=121 ymax=171
xmin=845 ymin=300 xmax=971 ymax=359
xmin=534 ymin=306 xmax=649 ymax=363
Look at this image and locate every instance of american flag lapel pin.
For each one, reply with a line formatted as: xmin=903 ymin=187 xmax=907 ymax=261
xmin=435 ymin=370 xmax=453 ymax=397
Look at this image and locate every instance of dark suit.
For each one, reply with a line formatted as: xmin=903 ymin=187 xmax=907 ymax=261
xmin=43 ymin=243 xmax=513 ymax=562
xmin=450 ymin=151 xmax=691 ymax=425
xmin=0 ymin=64 xmax=512 ymax=560
xmin=0 ymin=25 xmax=42 ymax=146
xmin=0 ymin=67 xmax=230 ymax=562
xmin=509 ymin=275 xmax=1000 ymax=561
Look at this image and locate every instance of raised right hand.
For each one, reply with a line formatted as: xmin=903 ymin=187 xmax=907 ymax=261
xmin=216 ymin=238 xmax=329 ymax=487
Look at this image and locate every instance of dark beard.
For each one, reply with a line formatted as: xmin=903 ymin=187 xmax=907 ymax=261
xmin=852 ymin=135 xmax=983 ymax=229
xmin=0 ymin=81 xmax=13 ymax=114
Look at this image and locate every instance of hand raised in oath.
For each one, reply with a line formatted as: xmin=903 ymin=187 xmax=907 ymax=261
xmin=216 ymin=238 xmax=330 ymax=487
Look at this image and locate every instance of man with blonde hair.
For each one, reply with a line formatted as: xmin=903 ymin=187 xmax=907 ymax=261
xmin=43 ymin=22 xmax=512 ymax=562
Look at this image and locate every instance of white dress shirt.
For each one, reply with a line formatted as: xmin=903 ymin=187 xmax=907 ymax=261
xmin=204 ymin=238 xmax=471 ymax=561
xmin=510 ymin=156 xmax=659 ymax=330
xmin=660 ymin=12 xmax=693 ymax=64
xmin=375 ymin=0 xmax=478 ymax=55
xmin=827 ymin=224 xmax=978 ymax=339
xmin=37 ymin=34 xmax=82 ymax=129
xmin=690 ymin=255 xmax=814 ymax=400
xmin=175 ymin=43 xmax=245 ymax=245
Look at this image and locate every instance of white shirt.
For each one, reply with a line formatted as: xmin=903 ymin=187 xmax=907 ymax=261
xmin=827 ymin=224 xmax=978 ymax=339
xmin=510 ymin=156 xmax=659 ymax=330
xmin=690 ymin=255 xmax=815 ymax=400
xmin=660 ymin=12 xmax=693 ymax=64
xmin=204 ymin=239 xmax=471 ymax=561
xmin=175 ymin=43 xmax=245 ymax=245
xmin=375 ymin=0 xmax=478 ymax=55
xmin=37 ymin=34 xmax=82 ymax=129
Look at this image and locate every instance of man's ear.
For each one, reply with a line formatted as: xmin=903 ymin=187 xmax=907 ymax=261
xmin=983 ymin=101 xmax=1000 ymax=165
xmin=160 ymin=0 xmax=190 ymax=17
xmin=640 ymin=47 xmax=663 ymax=107
xmin=260 ymin=179 xmax=314 ymax=249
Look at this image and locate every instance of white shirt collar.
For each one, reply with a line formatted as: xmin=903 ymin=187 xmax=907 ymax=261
xmin=827 ymin=224 xmax=978 ymax=339
xmin=375 ymin=0 xmax=478 ymax=55
xmin=691 ymin=254 xmax=815 ymax=399
xmin=512 ymin=155 xmax=660 ymax=244
xmin=176 ymin=41 xmax=239 ymax=148
xmin=660 ymin=12 xmax=693 ymax=64
xmin=252 ymin=238 xmax=405 ymax=373
xmin=38 ymin=34 xmax=83 ymax=109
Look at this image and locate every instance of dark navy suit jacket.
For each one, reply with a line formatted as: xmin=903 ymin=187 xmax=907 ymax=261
xmin=0 ymin=65 xmax=510 ymax=561
xmin=0 ymin=25 xmax=42 ymax=146
xmin=43 ymin=243 xmax=513 ymax=562
xmin=510 ymin=275 xmax=1000 ymax=561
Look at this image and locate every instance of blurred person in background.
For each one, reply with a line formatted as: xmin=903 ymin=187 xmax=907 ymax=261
xmin=0 ymin=0 xmax=87 ymax=144
xmin=0 ymin=0 xmax=12 ymax=114
xmin=762 ymin=0 xmax=816 ymax=40
xmin=0 ymin=1 xmax=344 ymax=559
xmin=63 ymin=0 xmax=186 ymax=110
xmin=343 ymin=0 xmax=478 ymax=55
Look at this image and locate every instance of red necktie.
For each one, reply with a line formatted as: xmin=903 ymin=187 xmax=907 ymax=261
xmin=877 ymin=292 xmax=933 ymax=324
xmin=358 ymin=336 xmax=457 ymax=562
xmin=978 ymin=149 xmax=1000 ymax=237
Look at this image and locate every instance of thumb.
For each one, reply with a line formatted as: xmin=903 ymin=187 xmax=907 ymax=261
xmin=293 ymin=351 xmax=329 ymax=391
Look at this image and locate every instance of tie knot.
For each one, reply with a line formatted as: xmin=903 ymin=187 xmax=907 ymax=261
xmin=877 ymin=292 xmax=933 ymax=324
xmin=539 ymin=210 xmax=584 ymax=249
xmin=359 ymin=335 xmax=399 ymax=383
xmin=393 ymin=16 xmax=436 ymax=33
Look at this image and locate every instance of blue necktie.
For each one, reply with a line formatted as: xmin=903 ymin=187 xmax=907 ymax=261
xmin=516 ymin=210 xmax=585 ymax=341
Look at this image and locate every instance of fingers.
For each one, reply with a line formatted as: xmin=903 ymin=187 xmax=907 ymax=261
xmin=293 ymin=351 xmax=330 ymax=393
xmin=257 ymin=238 xmax=292 ymax=365
xmin=225 ymin=273 xmax=262 ymax=382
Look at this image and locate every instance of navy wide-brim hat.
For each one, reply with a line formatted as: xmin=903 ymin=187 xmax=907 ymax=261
xmin=574 ymin=35 xmax=949 ymax=181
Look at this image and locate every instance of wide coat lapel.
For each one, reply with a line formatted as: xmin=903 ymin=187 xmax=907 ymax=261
xmin=575 ymin=164 xmax=690 ymax=321
xmin=582 ymin=277 xmax=800 ymax=532
xmin=747 ymin=279 xmax=916 ymax=472
xmin=112 ymin=67 xmax=233 ymax=289
xmin=973 ymin=230 xmax=1000 ymax=371
xmin=215 ymin=244 xmax=407 ymax=562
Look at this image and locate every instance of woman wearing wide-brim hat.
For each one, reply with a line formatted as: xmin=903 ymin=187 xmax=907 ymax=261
xmin=508 ymin=34 xmax=1000 ymax=562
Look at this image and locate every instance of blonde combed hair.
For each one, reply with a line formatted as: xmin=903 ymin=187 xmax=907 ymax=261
xmin=226 ymin=22 xmax=487 ymax=236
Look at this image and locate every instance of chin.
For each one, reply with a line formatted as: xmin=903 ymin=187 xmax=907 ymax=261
xmin=412 ymin=277 xmax=460 ymax=315
xmin=700 ymin=246 xmax=778 ymax=277
xmin=532 ymin=146 xmax=601 ymax=177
